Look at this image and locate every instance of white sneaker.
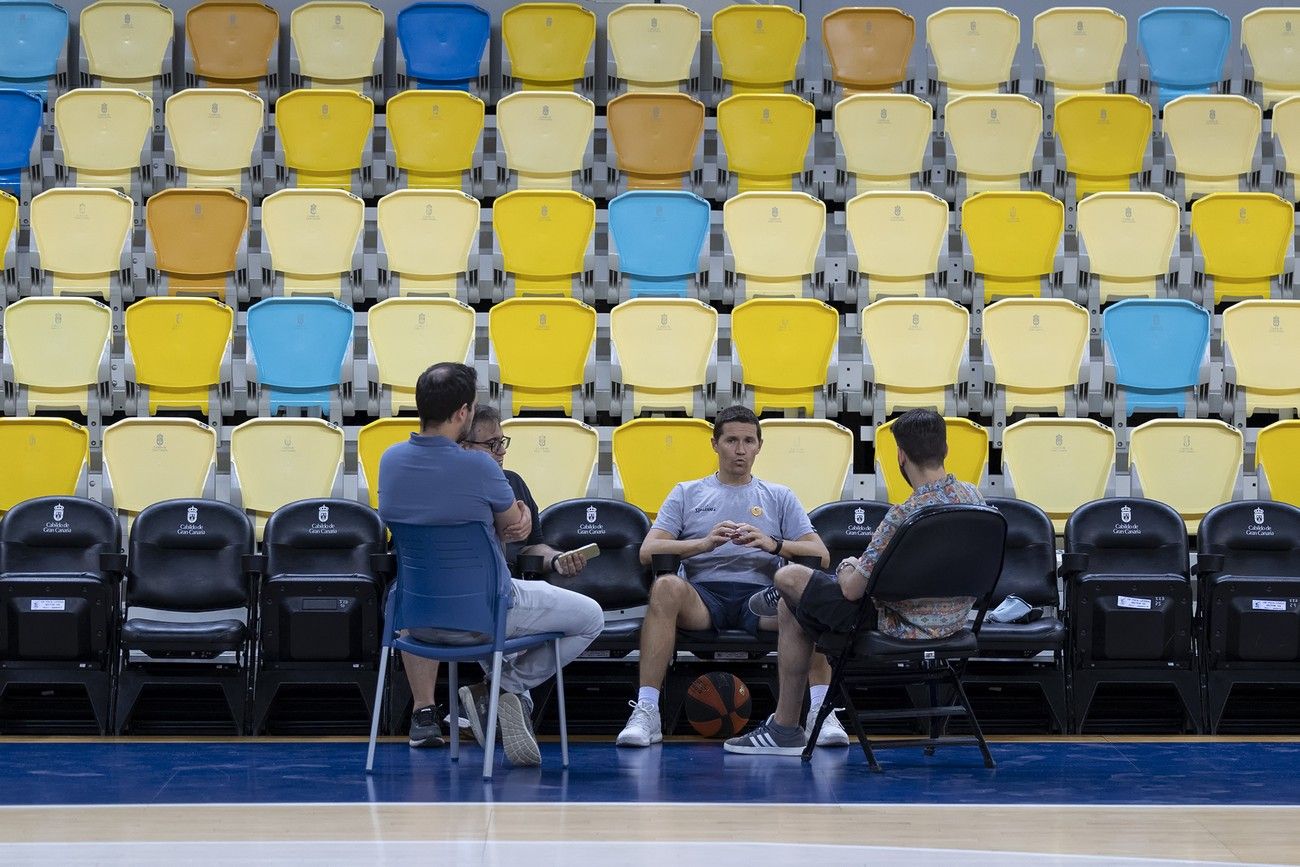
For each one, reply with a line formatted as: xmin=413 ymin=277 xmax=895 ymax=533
xmin=616 ymin=700 xmax=663 ymax=747
xmin=807 ymin=702 xmax=850 ymax=747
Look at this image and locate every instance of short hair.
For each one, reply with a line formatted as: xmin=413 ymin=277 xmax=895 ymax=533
xmin=712 ymin=405 xmax=762 ymax=441
xmin=890 ymin=408 xmax=948 ymax=468
xmin=415 ymin=362 xmax=476 ymax=428
xmin=470 ymin=404 xmax=501 ymax=433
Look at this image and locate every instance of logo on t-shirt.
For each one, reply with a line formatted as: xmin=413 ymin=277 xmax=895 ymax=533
xmin=751 ymin=506 xmax=763 ymax=518
xmin=692 ymin=506 xmax=717 ymax=513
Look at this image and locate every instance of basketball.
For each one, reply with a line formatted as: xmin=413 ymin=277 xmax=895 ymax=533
xmin=684 ymin=672 xmax=752 ymax=738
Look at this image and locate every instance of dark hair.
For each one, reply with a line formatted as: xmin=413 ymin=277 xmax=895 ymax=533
xmin=890 ymin=408 xmax=948 ymax=468
xmin=415 ymin=362 xmax=477 ymax=428
xmin=470 ymin=404 xmax=501 ymax=433
xmin=712 ymin=405 xmax=762 ymax=441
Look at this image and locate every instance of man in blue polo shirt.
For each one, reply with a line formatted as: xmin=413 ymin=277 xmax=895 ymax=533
xmin=377 ymin=362 xmax=603 ymax=767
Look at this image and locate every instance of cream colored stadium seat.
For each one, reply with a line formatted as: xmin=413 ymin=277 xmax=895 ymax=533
xmin=722 ymin=191 xmax=825 ymax=301
xmin=1161 ymin=95 xmax=1261 ymax=203
xmin=1075 ymin=192 xmax=1180 ymax=308
xmin=376 ymin=189 xmax=480 ymax=300
xmin=229 ymin=417 xmax=345 ymax=539
xmin=831 ymin=93 xmax=932 ymax=197
xmin=844 ymin=191 xmax=948 ymax=305
xmin=366 ymin=297 xmax=475 ymax=416
xmin=982 ymin=297 xmax=1089 ymax=428
xmin=609 ymin=298 xmax=716 ymax=418
xmin=860 ymin=296 xmax=969 ymax=424
xmin=875 ymin=415 xmax=987 ymax=503
xmin=1002 ymin=417 xmax=1116 ymax=532
xmin=753 ymin=418 xmax=854 ymax=511
xmin=1221 ymin=300 xmax=1300 ymax=427
xmin=1128 ymin=418 xmax=1243 ymax=533
xmin=501 ymin=417 xmax=599 ymax=510
xmin=102 ymin=418 xmax=217 ymax=526
xmin=944 ymin=94 xmax=1042 ymax=196
xmin=258 ymin=188 xmax=365 ymax=302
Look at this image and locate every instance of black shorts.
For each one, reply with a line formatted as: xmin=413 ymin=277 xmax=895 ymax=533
xmin=693 ymin=581 xmax=763 ymax=636
xmin=795 ymin=569 xmax=874 ymax=638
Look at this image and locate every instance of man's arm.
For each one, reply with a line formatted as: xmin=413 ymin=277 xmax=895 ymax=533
xmin=837 ymin=508 xmax=903 ymax=601
xmin=638 ymin=524 xmax=738 ymax=567
xmin=493 ymin=501 xmax=531 ymax=541
xmin=729 ymin=526 xmax=829 ymax=568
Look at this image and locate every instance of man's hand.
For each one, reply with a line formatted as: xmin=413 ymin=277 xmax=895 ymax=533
xmin=500 ymin=500 xmax=532 ymax=542
xmin=731 ymin=523 xmax=775 ymax=553
xmin=703 ymin=521 xmax=741 ymax=552
xmin=553 ymin=550 xmax=587 ymax=577
xmin=835 ymin=556 xmax=862 ymax=579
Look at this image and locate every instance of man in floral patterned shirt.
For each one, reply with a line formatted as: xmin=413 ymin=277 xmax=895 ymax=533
xmin=725 ymin=408 xmax=985 ymax=755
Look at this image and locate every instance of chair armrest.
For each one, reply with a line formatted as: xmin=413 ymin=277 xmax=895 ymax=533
xmin=370 ymin=552 xmax=397 ymax=577
xmin=1058 ymin=551 xmax=1089 ymax=577
xmin=791 ymin=555 xmax=821 ymax=569
xmin=242 ymin=553 xmax=267 ymax=575
xmin=517 ymin=553 xmax=546 ymax=578
xmin=1193 ymin=553 xmax=1225 ymax=577
xmin=99 ymin=552 xmax=127 ymax=580
xmin=651 ymin=553 xmax=682 ymax=575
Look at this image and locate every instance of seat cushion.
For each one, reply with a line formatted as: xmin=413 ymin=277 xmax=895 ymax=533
xmin=121 ymin=618 xmax=246 ymax=653
xmin=977 ymin=616 xmax=1066 ymax=653
xmin=599 ymin=620 xmax=641 ymax=639
xmin=817 ymin=627 xmax=978 ymax=659
xmin=678 ymin=628 xmax=777 ymax=650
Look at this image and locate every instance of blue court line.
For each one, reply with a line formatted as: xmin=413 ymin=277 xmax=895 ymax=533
xmin=1 ymin=740 xmax=1298 ymax=807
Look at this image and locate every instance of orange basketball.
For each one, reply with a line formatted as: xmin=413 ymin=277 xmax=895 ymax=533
xmin=684 ymin=672 xmax=752 ymax=737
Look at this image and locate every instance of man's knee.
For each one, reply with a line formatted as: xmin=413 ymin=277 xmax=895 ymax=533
xmin=648 ymin=573 xmax=692 ymax=610
xmin=775 ymin=563 xmax=813 ymax=599
xmin=577 ymin=593 xmax=604 ymax=639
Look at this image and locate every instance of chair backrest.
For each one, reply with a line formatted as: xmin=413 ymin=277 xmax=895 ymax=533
xmin=0 ymin=89 xmax=43 ymax=196
xmin=246 ymin=297 xmax=352 ymax=412
xmin=275 ymin=88 xmax=374 ymax=189
xmin=0 ymin=496 xmax=118 ymax=576
xmin=1064 ymin=497 xmax=1189 ymax=576
xmin=1137 ymin=6 xmax=1231 ymax=106
xmin=186 ymin=1 xmax=278 ymax=91
xmin=945 ymin=95 xmax=1043 ymax=192
xmin=1190 ymin=192 xmax=1293 ymax=304
xmin=984 ymin=496 xmax=1057 ymax=607
xmin=492 ymin=189 xmax=594 ymax=294
xmin=608 ymin=190 xmax=709 ymax=297
xmin=926 ymin=6 xmax=1019 ymax=96
xmin=502 ymin=2 xmax=596 ymax=89
xmin=833 ymin=94 xmax=932 ymax=192
xmin=4 ymin=297 xmax=111 ymax=407
xmin=229 ymin=417 xmax=345 ymax=536
xmin=368 ymin=297 xmax=474 ymax=414
xmin=961 ymin=190 xmax=1063 ymax=301
xmin=606 ymin=3 xmax=699 ymax=91
xmin=1001 ymin=418 xmax=1116 ymax=533
xmin=537 ymin=498 xmax=652 ymax=609
xmin=376 ymin=189 xmax=479 ymax=293
xmin=1258 ymin=420 xmax=1300 ymax=508
xmin=1102 ymin=298 xmax=1210 ymax=407
xmin=822 ymin=7 xmax=914 ymax=93
xmin=1054 ymin=94 xmax=1152 ymax=197
xmin=1076 ymin=191 xmax=1180 ymax=302
xmin=124 ymin=297 xmax=232 ymax=413
xmin=396 ymin=2 xmax=489 ymax=89
xmin=1222 ymin=300 xmax=1300 ymax=415
xmin=809 ymin=500 xmax=892 ymax=566
xmin=387 ymin=521 xmax=508 ymax=640
xmin=1199 ymin=500 xmax=1300 ymax=577
xmin=0 ymin=1 xmax=67 ymax=100
xmin=263 ymin=498 xmax=385 ymax=579
xmin=488 ymin=296 xmax=595 ymax=414
xmin=164 ymin=87 xmax=265 ymax=191
xmin=605 ymin=93 xmax=704 ymax=191
xmin=860 ymin=297 xmax=969 ymax=412
xmin=1242 ymin=8 xmax=1300 ymax=108
xmin=261 ymin=188 xmax=364 ymax=297
xmin=753 ymin=418 xmax=854 ymax=512
xmin=127 ymin=498 xmax=253 ymax=611
xmin=384 ymin=91 xmax=484 ymax=190
xmin=495 ymin=90 xmax=594 ymax=190
xmin=731 ymin=297 xmax=837 ymax=414
xmin=53 ymin=88 xmax=153 ymax=194
xmin=716 ymin=93 xmax=814 ymax=191
xmin=290 ymin=1 xmax=383 ymax=90
xmin=712 ymin=3 xmax=805 ymax=93
xmin=146 ymin=188 xmax=248 ymax=294
xmin=0 ymin=419 xmax=89 ymax=515
xmin=1128 ymin=418 xmax=1243 ymax=533
xmin=608 ymin=298 xmax=716 ymax=413
xmin=1032 ymin=7 xmax=1127 ymax=98
xmin=982 ymin=297 xmax=1088 ymax=414
xmin=102 ymin=418 xmax=217 ymax=516
xmin=846 ymin=190 xmax=946 ymax=299
xmin=611 ymin=417 xmax=716 ymax=517
xmin=29 ymin=187 xmax=133 ymax=297
xmin=357 ymin=417 xmax=419 ymax=509
xmin=723 ymin=191 xmax=825 ymax=297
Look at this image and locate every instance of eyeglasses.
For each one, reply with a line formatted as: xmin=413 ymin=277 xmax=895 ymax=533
xmin=466 ymin=436 xmax=511 ymax=453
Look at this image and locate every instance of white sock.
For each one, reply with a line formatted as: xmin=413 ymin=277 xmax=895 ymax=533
xmin=637 ymin=686 xmax=660 ymax=707
xmin=809 ymin=685 xmax=829 ymax=708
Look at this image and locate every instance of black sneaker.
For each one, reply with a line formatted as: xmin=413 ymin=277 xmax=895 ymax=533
xmin=408 ymin=704 xmax=446 ymax=748
xmin=458 ymin=681 xmax=491 ymax=748
xmin=747 ymin=585 xmax=782 ymax=618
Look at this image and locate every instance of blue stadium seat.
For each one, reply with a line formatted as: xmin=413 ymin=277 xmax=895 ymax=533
xmin=0 ymin=1 xmax=68 ymax=103
xmin=246 ymin=297 xmax=354 ymax=417
xmin=1102 ymin=298 xmax=1210 ymax=418
xmin=396 ymin=2 xmax=490 ymax=93
xmin=0 ymin=89 xmax=42 ymax=198
xmin=608 ymin=190 xmax=710 ymax=299
xmin=1137 ymin=7 xmax=1231 ymax=108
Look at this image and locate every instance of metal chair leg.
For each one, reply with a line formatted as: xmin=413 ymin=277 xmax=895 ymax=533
xmin=554 ymin=638 xmax=569 ymax=769
xmin=483 ymin=652 xmax=503 ymax=780
xmin=448 ymin=660 xmax=460 ymax=763
xmin=948 ymin=665 xmax=996 ymax=769
xmin=924 ymin=678 xmax=941 ymax=757
xmin=365 ymin=648 xmax=389 ymax=774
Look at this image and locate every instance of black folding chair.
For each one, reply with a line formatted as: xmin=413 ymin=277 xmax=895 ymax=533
xmin=804 ymin=504 xmax=1008 ymax=771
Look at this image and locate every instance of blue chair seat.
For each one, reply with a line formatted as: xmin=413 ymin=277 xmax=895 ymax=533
xmin=1138 ymin=7 xmax=1232 ymax=108
xmin=397 ymin=2 xmax=490 ymax=91
xmin=394 ymin=630 xmax=563 ymax=661
xmin=609 ymin=190 xmax=710 ymax=299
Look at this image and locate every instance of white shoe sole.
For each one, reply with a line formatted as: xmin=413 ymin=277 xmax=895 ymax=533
xmin=615 ymin=729 xmax=663 ymax=747
xmin=497 ymin=693 xmax=541 ymax=767
xmin=458 ymin=686 xmax=487 ymax=749
xmin=722 ymin=742 xmax=804 ymax=756
xmin=815 ymin=729 xmax=851 ymax=747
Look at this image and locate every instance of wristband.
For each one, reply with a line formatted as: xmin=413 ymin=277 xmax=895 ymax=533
xmin=549 ymin=554 xmax=560 ymax=573
xmin=772 ymin=537 xmax=784 ymax=557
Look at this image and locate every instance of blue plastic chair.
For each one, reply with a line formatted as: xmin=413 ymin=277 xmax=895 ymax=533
xmin=1137 ymin=7 xmax=1231 ymax=108
xmin=1103 ymin=298 xmax=1211 ymax=417
xmin=0 ymin=1 xmax=68 ymax=103
xmin=609 ymin=190 xmax=711 ymax=298
xmin=365 ymin=522 xmax=570 ymax=779
xmin=397 ymin=2 xmax=491 ymax=92
xmin=246 ymin=297 xmax=354 ymax=415
xmin=0 ymin=89 xmax=42 ymax=198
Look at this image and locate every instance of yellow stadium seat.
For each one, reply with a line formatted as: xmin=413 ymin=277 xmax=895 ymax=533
xmin=124 ymin=297 xmax=233 ymax=417
xmin=357 ymin=417 xmax=418 ymax=509
xmin=259 ymin=188 xmax=365 ymax=301
xmin=229 ymin=417 xmax=345 ymax=539
xmin=944 ymin=94 xmax=1043 ymax=195
xmin=102 ymin=418 xmax=217 ymax=523
xmin=488 ymin=296 xmax=595 ymax=416
xmin=144 ymin=187 xmax=249 ymax=304
xmin=501 ymin=417 xmax=599 ymax=509
xmin=1162 ymin=95 xmax=1262 ymax=203
xmin=0 ymin=418 xmax=89 ymax=515
xmin=289 ymin=1 xmax=383 ymax=94
xmin=1032 ymin=7 xmax=1127 ymax=106
xmin=1075 ymin=191 xmax=1180 ymax=305
xmin=492 ymin=189 xmax=594 ymax=298
xmin=273 ymin=88 xmax=375 ymax=194
xmin=28 ymin=188 xmax=134 ymax=302
xmin=731 ymin=297 xmax=839 ymax=415
xmin=844 ymin=190 xmax=948 ymax=303
xmin=1222 ymin=300 xmax=1300 ymax=424
xmin=376 ymin=189 xmax=480 ymax=300
xmin=606 ymin=3 xmax=700 ymax=93
xmin=1053 ymin=94 xmax=1152 ymax=199
xmin=2 ymin=297 xmax=111 ymax=417
xmin=502 ymin=2 xmax=596 ymax=91
xmin=754 ymin=418 xmax=854 ymax=511
xmin=711 ymin=4 xmax=806 ymax=96
xmin=609 ymin=298 xmax=716 ymax=417
xmin=163 ymin=88 xmax=265 ymax=194
xmin=1190 ymin=192 xmax=1294 ymax=305
xmin=875 ymin=415 xmax=987 ymax=503
xmin=494 ymin=91 xmax=594 ymax=192
xmin=1001 ymin=417 xmax=1116 ymax=532
xmin=961 ymin=190 xmax=1064 ymax=302
xmin=383 ymin=90 xmax=485 ymax=193
xmin=366 ymin=297 xmax=475 ymax=416
xmin=185 ymin=1 xmax=279 ymax=97
xmin=1128 ymin=418 xmax=1242 ymax=533
xmin=1257 ymin=419 xmax=1300 ymax=507
xmin=715 ymin=93 xmax=815 ymax=195
xmin=821 ymin=7 xmax=916 ymax=100
xmin=1242 ymin=8 xmax=1300 ymax=108
xmin=982 ymin=298 xmax=1089 ymax=422
xmin=926 ymin=7 xmax=1020 ymax=105
xmin=831 ymin=93 xmax=933 ymax=196
xmin=860 ymin=297 xmax=969 ymax=421
xmin=80 ymin=1 xmax=174 ymax=94
xmin=722 ymin=191 xmax=825 ymax=300
xmin=611 ymin=417 xmax=716 ymax=517
xmin=52 ymin=88 xmax=153 ymax=199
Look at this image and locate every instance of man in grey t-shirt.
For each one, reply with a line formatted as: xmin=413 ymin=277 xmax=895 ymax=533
xmin=616 ymin=406 xmax=850 ymax=749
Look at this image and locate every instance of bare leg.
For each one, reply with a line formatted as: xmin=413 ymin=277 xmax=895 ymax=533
xmin=637 ymin=574 xmax=713 ymax=690
xmin=773 ymin=598 xmax=815 ymax=729
xmin=810 ymin=652 xmax=833 ymax=686
xmin=402 ymin=653 xmax=440 ymax=709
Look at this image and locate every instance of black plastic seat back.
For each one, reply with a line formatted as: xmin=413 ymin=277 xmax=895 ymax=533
xmin=810 ymin=500 xmax=891 ymax=567
xmin=127 ymin=499 xmax=254 ymax=611
xmin=0 ymin=496 xmax=119 ymax=576
xmin=260 ymin=499 xmax=385 ymax=664
xmin=537 ymin=498 xmax=652 ymax=610
xmin=1065 ymin=498 xmax=1188 ymax=576
xmin=1199 ymin=501 xmax=1300 ymax=577
xmin=986 ymin=497 xmax=1057 ymax=607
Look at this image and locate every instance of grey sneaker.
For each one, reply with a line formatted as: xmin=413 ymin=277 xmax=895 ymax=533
xmin=458 ymin=681 xmax=541 ymax=767
xmin=458 ymin=682 xmax=491 ymax=748
xmin=723 ymin=714 xmax=808 ymax=756
xmin=408 ymin=704 xmax=446 ymax=748
xmin=747 ymin=585 xmax=782 ymax=618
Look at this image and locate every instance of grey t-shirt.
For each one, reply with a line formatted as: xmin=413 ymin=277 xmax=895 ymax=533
xmin=651 ymin=474 xmax=815 ymax=587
